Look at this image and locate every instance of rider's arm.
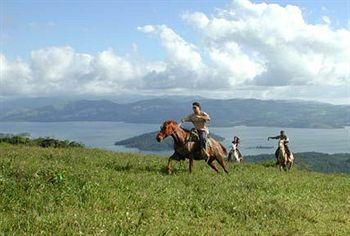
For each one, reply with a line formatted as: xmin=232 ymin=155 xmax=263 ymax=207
xmin=268 ymin=135 xmax=280 ymax=140
xmin=181 ymin=114 xmax=191 ymax=123
xmin=197 ymin=112 xmax=210 ymax=121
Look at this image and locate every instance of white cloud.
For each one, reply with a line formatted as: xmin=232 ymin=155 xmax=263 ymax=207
xmin=322 ymin=16 xmax=331 ymax=25
xmin=0 ymin=55 xmax=32 ymax=96
xmin=184 ymin=0 xmax=350 ymax=87
xmin=1 ymin=46 xmax=165 ymax=96
xmin=182 ymin=12 xmax=209 ymax=29
xmin=138 ymin=24 xmax=203 ymax=72
xmin=137 ymin=25 xmax=155 ymax=33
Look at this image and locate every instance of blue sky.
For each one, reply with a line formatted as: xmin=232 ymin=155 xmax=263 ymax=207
xmin=1 ymin=0 xmax=349 ymax=104
xmin=2 ymin=0 xmax=224 ymax=59
xmin=2 ymin=0 xmax=349 ymax=60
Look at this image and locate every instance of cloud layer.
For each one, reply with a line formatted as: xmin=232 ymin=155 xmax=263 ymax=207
xmin=1 ymin=0 xmax=349 ymax=103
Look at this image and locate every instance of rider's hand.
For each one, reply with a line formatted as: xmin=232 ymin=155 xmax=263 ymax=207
xmin=267 ymin=137 xmax=270 ymax=141
xmin=196 ymin=115 xmax=206 ymax=121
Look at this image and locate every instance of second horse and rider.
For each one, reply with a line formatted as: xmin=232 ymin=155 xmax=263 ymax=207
xmin=156 ymin=102 xmax=294 ymax=174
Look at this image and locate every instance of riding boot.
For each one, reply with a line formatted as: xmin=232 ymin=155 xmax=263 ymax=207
xmin=198 ymin=129 xmax=209 ymax=161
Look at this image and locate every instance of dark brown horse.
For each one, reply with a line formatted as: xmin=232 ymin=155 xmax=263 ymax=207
xmin=156 ymin=120 xmax=228 ymax=174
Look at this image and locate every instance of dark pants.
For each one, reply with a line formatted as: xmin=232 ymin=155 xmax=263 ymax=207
xmin=198 ymin=130 xmax=207 ymax=150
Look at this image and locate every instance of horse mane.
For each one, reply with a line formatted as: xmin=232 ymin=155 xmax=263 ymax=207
xmin=165 ymin=120 xmax=192 ymax=133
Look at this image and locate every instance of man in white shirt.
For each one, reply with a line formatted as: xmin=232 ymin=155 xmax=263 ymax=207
xmin=268 ymin=130 xmax=291 ymax=160
xmin=181 ymin=102 xmax=210 ymax=158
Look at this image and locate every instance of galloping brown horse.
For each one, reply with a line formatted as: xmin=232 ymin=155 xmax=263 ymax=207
xmin=277 ymin=139 xmax=294 ymax=171
xmin=156 ymin=120 xmax=228 ymax=174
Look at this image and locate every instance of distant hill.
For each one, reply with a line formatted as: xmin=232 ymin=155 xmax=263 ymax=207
xmin=115 ymin=131 xmax=225 ymax=151
xmin=1 ymin=98 xmax=349 ymax=128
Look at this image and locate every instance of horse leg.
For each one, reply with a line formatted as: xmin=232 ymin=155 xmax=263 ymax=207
xmin=288 ymin=160 xmax=293 ymax=171
xmin=284 ymin=156 xmax=288 ymax=171
xmin=278 ymin=161 xmax=283 ymax=171
xmin=234 ymin=151 xmax=240 ymax=162
xmin=166 ymin=157 xmax=173 ymax=174
xmin=207 ymin=157 xmax=219 ymax=173
xmin=216 ymin=155 xmax=229 ymax=174
xmin=189 ymin=158 xmax=194 ymax=173
xmin=166 ymin=153 xmax=178 ymax=174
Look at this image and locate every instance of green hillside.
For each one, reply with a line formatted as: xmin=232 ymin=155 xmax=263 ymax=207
xmin=0 ymin=144 xmax=349 ymax=235
xmin=246 ymin=152 xmax=350 ymax=174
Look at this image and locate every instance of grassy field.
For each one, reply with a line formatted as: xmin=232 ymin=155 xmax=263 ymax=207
xmin=0 ymin=144 xmax=349 ymax=235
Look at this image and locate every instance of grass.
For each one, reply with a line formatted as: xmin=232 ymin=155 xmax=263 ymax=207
xmin=0 ymin=144 xmax=349 ymax=235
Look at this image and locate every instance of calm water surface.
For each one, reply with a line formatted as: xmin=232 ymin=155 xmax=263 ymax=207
xmin=0 ymin=122 xmax=349 ymax=156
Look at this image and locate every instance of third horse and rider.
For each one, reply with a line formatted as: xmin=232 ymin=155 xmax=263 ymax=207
xmin=156 ymin=101 xmax=294 ymax=173
xmin=268 ymin=130 xmax=294 ymax=170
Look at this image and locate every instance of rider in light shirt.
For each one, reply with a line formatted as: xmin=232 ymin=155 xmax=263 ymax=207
xmin=268 ymin=130 xmax=291 ymax=160
xmin=181 ymin=102 xmax=210 ymax=158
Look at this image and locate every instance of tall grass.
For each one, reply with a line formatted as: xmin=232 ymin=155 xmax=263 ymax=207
xmin=0 ymin=144 xmax=349 ymax=235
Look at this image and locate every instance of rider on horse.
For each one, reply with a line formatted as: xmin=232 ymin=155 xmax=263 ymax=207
xmin=268 ymin=130 xmax=291 ymax=160
xmin=181 ymin=102 xmax=210 ymax=159
xmin=228 ymin=136 xmax=243 ymax=162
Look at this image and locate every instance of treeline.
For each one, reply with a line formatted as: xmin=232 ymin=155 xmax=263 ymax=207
xmin=0 ymin=134 xmax=84 ymax=148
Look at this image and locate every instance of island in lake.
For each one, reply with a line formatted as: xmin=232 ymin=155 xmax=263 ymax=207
xmin=246 ymin=145 xmax=274 ymax=149
xmin=115 ymin=131 xmax=225 ymax=151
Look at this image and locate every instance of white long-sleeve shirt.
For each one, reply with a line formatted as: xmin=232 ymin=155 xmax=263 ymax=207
xmin=182 ymin=111 xmax=210 ymax=132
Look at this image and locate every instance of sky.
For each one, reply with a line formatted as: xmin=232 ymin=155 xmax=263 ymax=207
xmin=1 ymin=0 xmax=349 ymax=104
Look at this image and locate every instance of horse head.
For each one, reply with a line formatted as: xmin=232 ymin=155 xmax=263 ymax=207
xmin=156 ymin=120 xmax=179 ymax=142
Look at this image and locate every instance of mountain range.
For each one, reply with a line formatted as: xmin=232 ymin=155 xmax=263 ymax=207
xmin=1 ymin=97 xmax=349 ymax=128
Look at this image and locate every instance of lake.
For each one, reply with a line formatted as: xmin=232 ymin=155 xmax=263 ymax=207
xmin=0 ymin=121 xmax=349 ymax=156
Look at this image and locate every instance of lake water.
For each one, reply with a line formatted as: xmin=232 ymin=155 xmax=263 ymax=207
xmin=0 ymin=121 xmax=349 ymax=156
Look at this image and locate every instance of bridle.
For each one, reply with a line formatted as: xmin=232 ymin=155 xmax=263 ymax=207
xmin=165 ymin=121 xmax=191 ymax=145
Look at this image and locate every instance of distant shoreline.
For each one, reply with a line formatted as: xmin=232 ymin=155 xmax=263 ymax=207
xmin=0 ymin=121 xmax=348 ymax=129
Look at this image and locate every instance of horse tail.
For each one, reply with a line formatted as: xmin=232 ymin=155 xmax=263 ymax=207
xmin=219 ymin=143 xmax=227 ymax=155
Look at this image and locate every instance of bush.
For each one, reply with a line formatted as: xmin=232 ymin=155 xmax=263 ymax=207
xmin=0 ymin=135 xmax=84 ymax=148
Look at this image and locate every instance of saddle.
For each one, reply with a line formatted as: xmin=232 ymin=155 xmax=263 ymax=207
xmin=188 ymin=128 xmax=200 ymax=142
xmin=188 ymin=129 xmax=212 ymax=147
